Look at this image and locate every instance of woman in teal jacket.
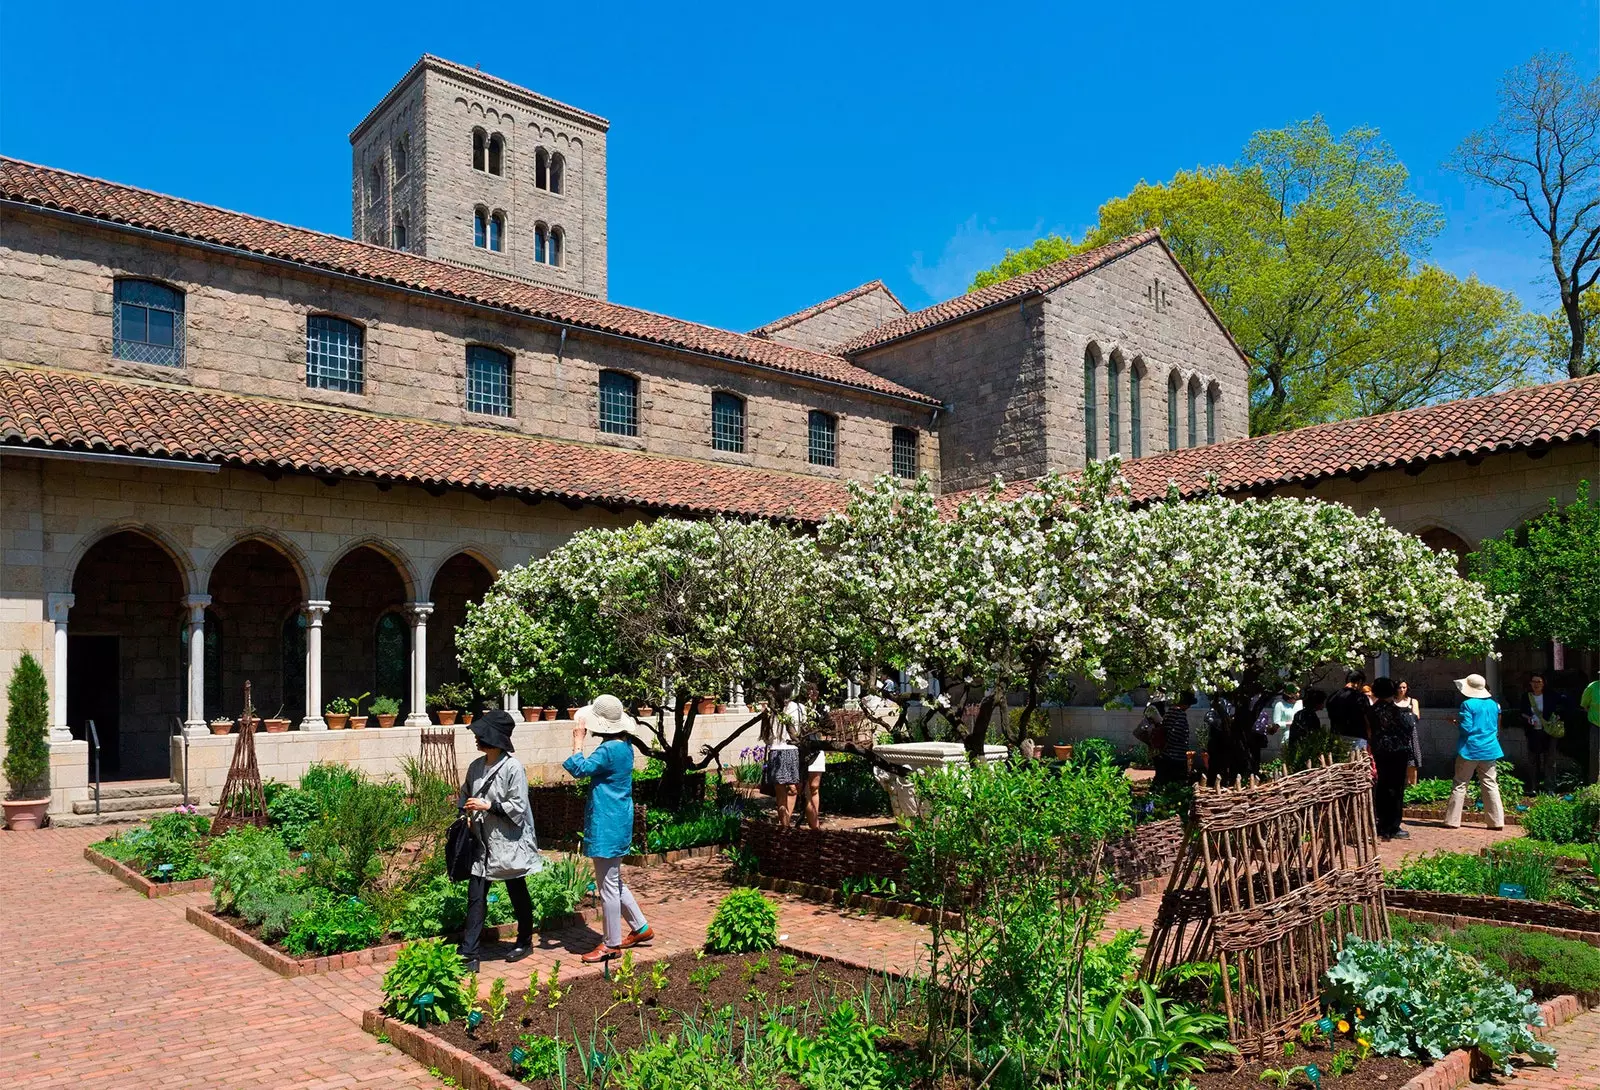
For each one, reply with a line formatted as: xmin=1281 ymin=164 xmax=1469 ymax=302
xmin=1442 ymin=673 xmax=1505 ymax=830
xmin=562 ymin=694 xmax=653 ymax=963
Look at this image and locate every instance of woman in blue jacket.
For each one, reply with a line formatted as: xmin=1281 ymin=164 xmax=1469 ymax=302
xmin=562 ymin=694 xmax=653 ymax=963
xmin=1442 ymin=673 xmax=1505 ymax=830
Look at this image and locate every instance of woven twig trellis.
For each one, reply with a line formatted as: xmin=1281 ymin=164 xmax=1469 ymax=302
xmin=1141 ymin=755 xmax=1389 ymax=1056
xmin=209 ymin=681 xmax=268 ymax=834
xmin=419 ymin=728 xmax=460 ymax=787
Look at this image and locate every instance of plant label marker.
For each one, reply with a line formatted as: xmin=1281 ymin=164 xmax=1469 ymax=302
xmin=1498 ymin=882 xmax=1527 ymax=899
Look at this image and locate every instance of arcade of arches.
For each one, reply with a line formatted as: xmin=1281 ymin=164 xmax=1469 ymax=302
xmin=58 ymin=531 xmax=495 ymax=781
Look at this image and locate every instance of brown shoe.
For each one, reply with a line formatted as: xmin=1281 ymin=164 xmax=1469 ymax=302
xmin=619 ymin=925 xmax=654 ymax=949
xmin=581 ymin=943 xmax=619 ymax=964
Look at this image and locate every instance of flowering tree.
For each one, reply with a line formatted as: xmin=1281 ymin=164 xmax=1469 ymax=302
xmin=456 ymin=518 xmax=837 ymax=808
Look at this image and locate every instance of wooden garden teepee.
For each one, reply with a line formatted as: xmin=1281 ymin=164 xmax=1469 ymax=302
xmin=208 ymin=681 xmax=269 ymax=834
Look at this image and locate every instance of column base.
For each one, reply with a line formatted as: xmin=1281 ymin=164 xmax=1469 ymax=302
xmin=183 ymin=721 xmax=212 ymax=741
xmin=49 ymin=725 xmax=75 ymax=744
xmin=403 ymin=713 xmax=430 ymax=728
xmin=299 ymin=715 xmax=328 ymax=732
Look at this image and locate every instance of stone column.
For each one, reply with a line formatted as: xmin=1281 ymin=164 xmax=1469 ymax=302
xmin=182 ymin=594 xmax=212 ymax=737
xmin=405 ymin=602 xmax=434 ymax=727
xmin=46 ymin=592 xmax=74 ymax=743
xmin=1376 ymin=652 xmax=1392 ymax=680
xmin=728 ymin=683 xmax=747 ymax=713
xmin=1483 ymin=652 xmax=1500 ymax=697
xmin=299 ymin=601 xmax=331 ymax=731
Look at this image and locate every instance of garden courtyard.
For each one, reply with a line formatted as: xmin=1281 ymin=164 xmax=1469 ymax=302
xmin=4 ymin=816 xmax=1598 ymax=1089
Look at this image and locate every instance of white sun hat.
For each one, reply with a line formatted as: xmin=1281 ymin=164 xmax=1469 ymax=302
xmin=1454 ymin=674 xmax=1492 ymax=700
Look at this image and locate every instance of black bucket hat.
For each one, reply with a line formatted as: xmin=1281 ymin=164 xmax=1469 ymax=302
xmin=469 ymin=709 xmax=517 ymax=753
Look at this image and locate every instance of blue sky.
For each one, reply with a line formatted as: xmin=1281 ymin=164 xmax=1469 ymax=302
xmin=1 ymin=1 xmax=1596 ymax=332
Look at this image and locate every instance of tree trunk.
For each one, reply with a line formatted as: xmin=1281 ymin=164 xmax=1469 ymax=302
xmin=1565 ymin=289 xmax=1588 ymax=379
xmin=653 ymin=694 xmax=695 ymax=813
xmin=965 ymin=692 xmax=996 ymax=763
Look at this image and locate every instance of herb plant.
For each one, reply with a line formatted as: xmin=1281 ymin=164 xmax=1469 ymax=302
xmin=705 ymin=888 xmax=779 ymax=954
xmin=381 ymin=938 xmax=469 ymax=1026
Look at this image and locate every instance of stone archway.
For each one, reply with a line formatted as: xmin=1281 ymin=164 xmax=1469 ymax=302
xmin=324 ymin=545 xmax=410 ymax=720
xmin=206 ymin=539 xmax=308 ymax=724
xmin=428 ymin=552 xmax=496 ymax=707
xmin=68 ymin=530 xmax=186 ymax=779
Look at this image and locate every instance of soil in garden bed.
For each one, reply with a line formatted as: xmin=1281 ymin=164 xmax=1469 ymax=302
xmin=1187 ymin=1042 xmax=1420 ymax=1089
xmin=427 ymin=950 xmax=888 ymax=1080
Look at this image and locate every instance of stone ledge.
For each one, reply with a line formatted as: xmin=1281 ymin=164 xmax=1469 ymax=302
xmin=1399 ymin=994 xmax=1581 ymax=1090
xmin=84 ymin=846 xmax=213 ymax=899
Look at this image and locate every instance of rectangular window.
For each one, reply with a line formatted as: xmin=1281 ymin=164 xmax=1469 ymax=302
xmin=599 ymin=370 xmax=639 ymax=436
xmin=892 ymin=427 xmax=918 ymax=479
xmin=711 ymin=391 xmax=745 ymax=453
xmin=808 ymin=410 xmax=837 ymax=467
xmin=466 ymin=346 xmax=513 ymax=416
xmin=306 ymin=315 xmax=365 ymax=394
xmin=1129 ymin=367 xmax=1142 ymax=458
xmin=112 ymin=279 xmax=185 ymax=367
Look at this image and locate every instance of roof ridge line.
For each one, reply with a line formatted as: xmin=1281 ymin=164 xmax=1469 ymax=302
xmin=752 ymin=279 xmax=906 ymax=336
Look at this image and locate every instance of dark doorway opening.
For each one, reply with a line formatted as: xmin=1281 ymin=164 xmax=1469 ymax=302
xmin=68 ymin=635 xmax=122 ymax=778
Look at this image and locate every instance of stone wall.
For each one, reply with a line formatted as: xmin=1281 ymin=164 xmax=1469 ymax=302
xmin=763 ymin=285 xmax=907 ymax=353
xmin=0 ymin=209 xmax=934 ymax=482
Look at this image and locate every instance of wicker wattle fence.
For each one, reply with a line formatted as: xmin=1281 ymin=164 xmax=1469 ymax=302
xmin=1141 ymin=756 xmax=1389 ymax=1057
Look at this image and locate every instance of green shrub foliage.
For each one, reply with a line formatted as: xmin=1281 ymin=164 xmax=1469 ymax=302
xmin=1324 ymin=936 xmax=1555 ymax=1072
xmin=283 ymin=890 xmax=385 ymax=955
xmin=3 ymin=652 xmax=50 ymax=800
xmin=704 ymin=887 xmax=779 ymax=954
xmin=301 ymin=774 xmax=409 ymax=894
xmin=265 ymin=787 xmax=321 ymax=851
xmin=1523 ymin=796 xmax=1584 ymax=844
xmin=1395 ymin=918 xmax=1600 ymax=1003
xmin=382 ymin=938 xmax=469 ymax=1026
xmin=94 ymin=812 xmax=211 ymax=880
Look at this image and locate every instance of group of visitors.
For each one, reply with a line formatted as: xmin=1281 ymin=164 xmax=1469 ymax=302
xmin=454 ymin=695 xmax=654 ymax=972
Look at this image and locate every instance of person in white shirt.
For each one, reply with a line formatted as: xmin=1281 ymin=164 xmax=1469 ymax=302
xmin=764 ymin=682 xmax=805 ymax=826
xmin=1272 ymin=684 xmax=1303 ymax=744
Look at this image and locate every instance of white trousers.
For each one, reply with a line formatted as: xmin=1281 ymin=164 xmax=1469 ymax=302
xmin=592 ymin=856 xmax=648 ymax=947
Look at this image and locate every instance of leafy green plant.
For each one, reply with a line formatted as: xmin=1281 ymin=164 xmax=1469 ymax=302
xmin=767 ymin=1002 xmax=894 ymax=1090
xmin=369 ymin=695 xmax=401 ymax=717
xmin=299 ymin=762 xmax=360 ymax=810
xmin=510 ymin=1033 xmax=564 ymax=1081
xmin=1074 ymin=982 xmax=1236 ymax=1088
xmin=525 ymin=855 xmax=588 ymax=926
xmin=381 ymin=938 xmax=468 ymax=1026
xmin=688 ymin=959 xmax=722 ymax=995
xmin=611 ymin=1030 xmax=782 ymax=1090
xmin=1283 ymin=726 xmax=1351 ymax=772
xmin=644 ymin=802 xmax=740 ymax=853
xmin=705 ymin=888 xmax=779 ymax=954
xmin=1387 ymin=849 xmax=1555 ymax=902
xmin=1394 ymin=917 xmax=1600 ymax=1002
xmin=282 ymin=891 xmax=385 ymax=955
xmin=1404 ymin=778 xmax=1454 ymax=805
xmin=3 ymin=652 xmax=50 ymax=800
xmin=265 ymin=787 xmax=321 ymax=851
xmin=207 ymin=824 xmax=295 ymax=913
xmin=1324 ymin=935 xmax=1555 ymax=1072
xmin=426 ymin=682 xmax=473 ymax=712
xmin=302 ymin=774 xmax=409 ymax=894
xmin=543 ymin=960 xmax=566 ymax=1009
xmin=817 ymin=756 xmax=892 ymax=817
xmin=94 ymin=811 xmax=212 ymax=880
xmin=1524 ymin=796 xmax=1585 ymax=844
xmin=393 ymin=873 xmax=515 ymax=939
xmin=325 ymin=695 xmax=355 ymax=715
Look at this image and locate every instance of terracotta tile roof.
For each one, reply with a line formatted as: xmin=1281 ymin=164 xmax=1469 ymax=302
xmin=835 ymin=230 xmax=1163 ymax=354
xmin=0 ymin=365 xmax=852 ymax=521
xmin=751 ymin=280 xmax=907 ymax=338
xmin=939 ymin=375 xmax=1600 ymax=513
xmin=0 ymin=157 xmax=938 ymax=406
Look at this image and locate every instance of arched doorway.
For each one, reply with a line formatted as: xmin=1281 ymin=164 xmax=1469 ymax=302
xmin=324 ymin=545 xmax=410 ymax=720
xmin=429 ymin=552 xmax=496 ymax=710
xmin=68 ymin=530 xmax=187 ymax=779
xmin=207 ymin=539 xmax=308 ymax=724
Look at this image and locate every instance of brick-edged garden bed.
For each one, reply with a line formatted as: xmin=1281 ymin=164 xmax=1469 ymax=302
xmin=1385 ymin=888 xmax=1600 ymax=935
xmin=85 ymin=846 xmax=213 ymax=899
xmin=185 ymin=905 xmax=574 ymax=978
xmin=1398 ymin=993 xmax=1580 ymax=1090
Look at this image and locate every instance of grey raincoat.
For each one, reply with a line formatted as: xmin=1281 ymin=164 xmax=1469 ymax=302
xmin=458 ymin=754 xmax=544 ymax=880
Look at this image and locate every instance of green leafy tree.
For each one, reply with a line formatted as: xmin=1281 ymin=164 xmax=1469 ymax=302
xmin=969 ymin=234 xmax=1078 ymax=291
xmin=970 ymin=118 xmax=1538 ymax=433
xmin=4 ymin=651 xmax=50 ymax=800
xmin=1536 ymin=287 xmax=1600 ymax=380
xmin=457 ymin=518 xmax=837 ymax=808
xmin=1454 ymin=52 xmax=1600 ymax=379
xmin=1470 ymin=481 xmax=1600 ymax=650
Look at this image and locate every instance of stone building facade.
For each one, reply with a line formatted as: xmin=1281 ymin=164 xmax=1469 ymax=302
xmin=1 ymin=53 xmax=1596 ymax=817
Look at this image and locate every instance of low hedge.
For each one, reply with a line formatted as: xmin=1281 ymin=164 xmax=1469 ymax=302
xmin=1393 ymin=917 xmax=1600 ymax=1003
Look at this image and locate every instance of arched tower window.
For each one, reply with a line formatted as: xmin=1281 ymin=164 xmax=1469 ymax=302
xmin=534 ymin=222 xmax=548 ymax=263
xmin=488 ymin=211 xmax=505 ymax=252
xmin=393 ymin=213 xmax=408 ymax=250
xmin=550 ymin=152 xmax=565 ymax=194
xmin=473 ymin=207 xmax=488 ymax=248
xmin=393 ymin=134 xmax=409 ymax=178
xmin=1107 ymin=352 xmax=1123 ymax=457
xmin=1187 ymin=376 xmax=1202 ymax=448
xmin=1167 ymin=371 xmax=1181 ymax=450
xmin=1206 ymin=382 xmax=1220 ymax=444
xmin=548 ymin=227 xmax=563 ymax=267
xmin=1129 ymin=359 xmax=1144 ymax=459
xmin=368 ymin=161 xmax=384 ymax=208
xmin=472 ymin=128 xmax=486 ymax=171
xmin=487 ymin=133 xmax=504 ymax=176
xmin=1083 ymin=345 xmax=1099 ymax=461
xmin=535 ymin=147 xmax=549 ymax=190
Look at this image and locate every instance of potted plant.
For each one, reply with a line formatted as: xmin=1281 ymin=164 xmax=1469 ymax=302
xmin=1052 ymin=743 xmax=1073 ymax=761
xmin=564 ymin=704 xmax=579 ymax=720
xmin=3 ymin=652 xmax=51 ymax=831
xmin=521 ymin=705 xmax=541 ymax=722
xmin=325 ymin=695 xmax=353 ymax=730
xmin=370 ymin=695 xmax=401 ymax=728
xmin=696 ymin=695 xmax=716 ymax=716
xmin=348 ymin=691 xmax=372 ymax=730
xmin=543 ymin=706 xmax=559 ymax=721
xmin=427 ymin=682 xmax=471 ymax=726
xmin=263 ymin=705 xmax=291 ymax=733
xmin=209 ymin=717 xmax=234 ymax=735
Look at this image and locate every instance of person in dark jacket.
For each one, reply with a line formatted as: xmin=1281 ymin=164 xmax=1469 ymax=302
xmin=1367 ymin=678 xmax=1417 ymax=840
xmin=1151 ymin=693 xmax=1197 ymax=787
xmin=1325 ymin=669 xmax=1371 ymax=751
xmin=1286 ymin=688 xmax=1329 ymax=764
xmin=457 ymin=710 xmax=542 ymax=973
xmin=1516 ymin=673 xmax=1558 ymax=794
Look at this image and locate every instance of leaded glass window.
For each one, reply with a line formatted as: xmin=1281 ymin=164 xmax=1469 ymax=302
xmin=466 ymin=346 xmax=513 ymax=416
xmin=1188 ymin=380 xmax=1200 ymax=448
xmin=375 ymin=612 xmax=408 ymax=713
xmin=1108 ymin=358 xmax=1121 ymax=456
xmin=1130 ymin=365 xmax=1143 ymax=458
xmin=488 ymin=212 xmax=504 ymax=252
xmin=306 ymin=315 xmax=365 ymax=394
xmin=808 ymin=410 xmax=836 ymax=467
xmin=711 ymin=391 xmax=745 ymax=453
xmin=1168 ymin=375 xmax=1181 ymax=450
xmin=549 ymin=227 xmax=563 ymax=267
xmin=599 ymin=370 xmax=638 ymax=435
xmin=550 ymin=153 xmax=565 ymax=194
xmin=1083 ymin=350 xmax=1097 ymax=460
xmin=892 ymin=427 xmax=918 ymax=479
xmin=1206 ymin=386 xmax=1218 ymax=444
xmin=487 ymin=134 xmax=504 ymax=176
xmin=534 ymin=223 xmax=548 ymax=263
xmin=113 ymin=279 xmax=185 ymax=367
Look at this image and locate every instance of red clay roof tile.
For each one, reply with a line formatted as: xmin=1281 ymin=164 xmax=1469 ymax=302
xmin=751 ymin=280 xmax=907 ymax=338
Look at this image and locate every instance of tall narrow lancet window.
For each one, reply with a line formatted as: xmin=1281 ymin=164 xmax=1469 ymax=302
xmin=1187 ymin=377 xmax=1201 ymax=448
xmin=1107 ymin=354 xmax=1122 ymax=457
xmin=548 ymin=227 xmax=563 ymax=267
xmin=534 ymin=223 xmax=548 ymax=263
xmin=535 ymin=147 xmax=549 ymax=190
xmin=487 ymin=133 xmax=504 ymax=176
xmin=1206 ymin=384 xmax=1219 ymax=445
xmin=488 ymin=212 xmax=505 ymax=252
xmin=549 ymin=153 xmax=565 ymax=194
xmin=472 ymin=128 xmax=486 ymax=171
xmin=1168 ymin=373 xmax=1181 ymax=450
xmin=1083 ymin=347 xmax=1098 ymax=461
xmin=1129 ymin=362 xmax=1143 ymax=458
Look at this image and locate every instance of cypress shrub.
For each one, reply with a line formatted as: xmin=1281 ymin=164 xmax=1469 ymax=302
xmin=4 ymin=652 xmax=51 ymax=800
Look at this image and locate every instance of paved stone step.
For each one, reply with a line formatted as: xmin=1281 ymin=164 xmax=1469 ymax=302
xmin=54 ymin=804 xmax=214 ymax=828
xmin=95 ymin=780 xmax=188 ymax=800
xmin=71 ymin=792 xmax=191 ymax=815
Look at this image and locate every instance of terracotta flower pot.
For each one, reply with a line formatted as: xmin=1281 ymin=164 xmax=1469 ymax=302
xmin=3 ymin=798 xmax=49 ymax=831
xmin=264 ymin=718 xmax=290 ymax=733
xmin=376 ymin=714 xmax=397 ymax=728
xmin=209 ymin=720 xmax=234 ymax=735
xmin=565 ymin=706 xmax=578 ymax=720
xmin=638 ymin=705 xmax=653 ymax=717
xmin=715 ymin=703 xmax=729 ymax=714
xmin=521 ymin=706 xmax=539 ymax=723
xmin=349 ymin=716 xmax=368 ymax=730
xmin=325 ymin=713 xmax=349 ymax=730
xmin=460 ymin=712 xmax=473 ymax=725
xmin=541 ymin=707 xmax=557 ymax=721
xmin=1052 ymin=744 xmax=1073 ymax=761
xmin=436 ymin=710 xmax=459 ymax=725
